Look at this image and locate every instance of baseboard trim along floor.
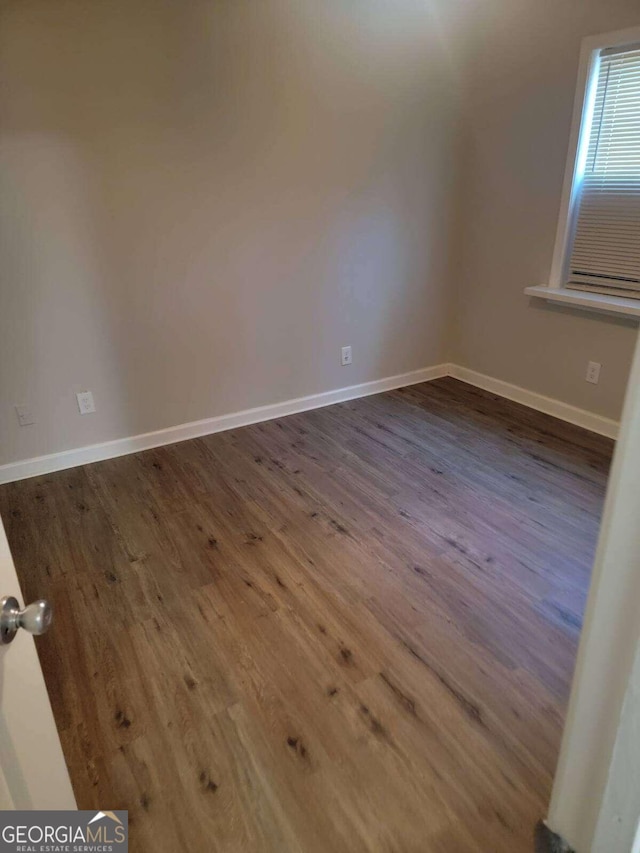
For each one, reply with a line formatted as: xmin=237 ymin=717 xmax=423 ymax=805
xmin=449 ymin=365 xmax=619 ymax=441
xmin=0 ymin=362 xmax=619 ymax=484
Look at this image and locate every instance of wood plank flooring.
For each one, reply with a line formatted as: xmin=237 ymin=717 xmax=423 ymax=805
xmin=0 ymin=378 xmax=613 ymax=852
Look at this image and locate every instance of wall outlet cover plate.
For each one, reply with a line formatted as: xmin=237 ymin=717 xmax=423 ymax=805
xmin=15 ymin=405 xmax=35 ymax=427
xmin=76 ymin=391 xmax=96 ymax=415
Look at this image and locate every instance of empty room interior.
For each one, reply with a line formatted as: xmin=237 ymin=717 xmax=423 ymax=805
xmin=2 ymin=1 xmax=640 ymax=851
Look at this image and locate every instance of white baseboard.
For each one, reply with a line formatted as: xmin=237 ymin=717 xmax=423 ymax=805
xmin=0 ymin=364 xmax=449 ymax=485
xmin=449 ymin=365 xmax=619 ymax=440
xmin=0 ymin=361 xmax=619 ymax=485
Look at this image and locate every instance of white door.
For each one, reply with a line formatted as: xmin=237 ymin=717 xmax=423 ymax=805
xmin=548 ymin=328 xmax=640 ymax=852
xmin=0 ymin=514 xmax=76 ymax=809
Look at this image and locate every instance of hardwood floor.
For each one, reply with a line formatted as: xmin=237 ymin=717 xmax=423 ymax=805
xmin=0 ymin=378 xmax=612 ymax=852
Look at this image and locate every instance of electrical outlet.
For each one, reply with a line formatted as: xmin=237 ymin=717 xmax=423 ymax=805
xmin=586 ymin=361 xmax=601 ymax=384
xmin=15 ymin=405 xmax=35 ymax=427
xmin=76 ymin=391 xmax=96 ymax=415
xmin=341 ymin=346 xmax=352 ymax=366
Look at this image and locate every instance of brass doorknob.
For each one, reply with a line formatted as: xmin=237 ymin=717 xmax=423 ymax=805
xmin=0 ymin=596 xmax=53 ymax=645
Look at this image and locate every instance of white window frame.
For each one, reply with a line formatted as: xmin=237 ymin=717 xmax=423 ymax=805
xmin=525 ymin=25 xmax=640 ymax=319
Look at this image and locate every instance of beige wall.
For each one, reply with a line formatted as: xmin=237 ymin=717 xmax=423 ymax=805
xmin=452 ymin=0 xmax=640 ymax=421
xmin=3 ymin=0 xmax=639 ymax=469
xmin=0 ymin=0 xmax=462 ymax=465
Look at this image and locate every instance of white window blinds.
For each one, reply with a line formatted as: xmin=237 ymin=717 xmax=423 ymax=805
xmin=567 ymin=44 xmax=640 ymax=298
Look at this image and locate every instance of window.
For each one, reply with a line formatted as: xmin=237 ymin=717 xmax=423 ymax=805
xmin=527 ymin=27 xmax=640 ymax=316
xmin=567 ymin=43 xmax=640 ymax=298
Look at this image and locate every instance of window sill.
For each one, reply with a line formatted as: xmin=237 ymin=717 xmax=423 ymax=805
xmin=524 ymin=285 xmax=640 ymax=320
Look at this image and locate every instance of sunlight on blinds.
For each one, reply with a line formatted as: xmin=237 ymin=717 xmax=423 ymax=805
xmin=568 ymin=44 xmax=640 ymax=297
